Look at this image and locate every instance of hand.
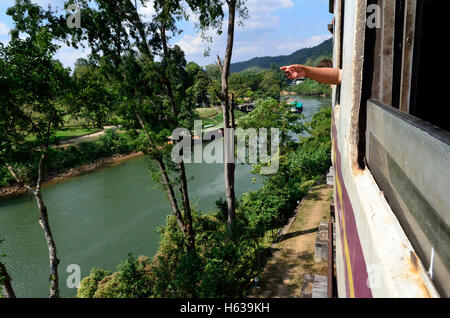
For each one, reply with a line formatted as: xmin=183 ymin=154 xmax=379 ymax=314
xmin=280 ymin=64 xmax=307 ymax=80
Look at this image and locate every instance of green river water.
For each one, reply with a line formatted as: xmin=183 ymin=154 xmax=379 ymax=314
xmin=0 ymin=95 xmax=330 ymax=297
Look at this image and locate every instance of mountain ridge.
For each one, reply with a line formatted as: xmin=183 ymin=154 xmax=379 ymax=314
xmin=230 ymin=38 xmax=333 ymax=73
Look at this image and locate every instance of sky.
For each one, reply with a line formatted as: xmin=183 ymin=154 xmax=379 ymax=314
xmin=0 ymin=0 xmax=333 ymax=69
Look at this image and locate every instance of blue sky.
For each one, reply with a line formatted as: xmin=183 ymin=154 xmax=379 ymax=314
xmin=0 ymin=0 xmax=332 ymax=69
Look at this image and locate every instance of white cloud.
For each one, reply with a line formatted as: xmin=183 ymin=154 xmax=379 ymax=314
xmin=175 ymin=0 xmax=300 ymax=65
xmin=0 ymin=22 xmax=10 ymax=36
xmin=238 ymin=0 xmax=294 ymax=32
xmin=138 ymin=1 xmax=156 ymax=22
xmin=246 ymin=0 xmax=294 ymax=13
xmin=176 ymin=34 xmax=207 ymax=56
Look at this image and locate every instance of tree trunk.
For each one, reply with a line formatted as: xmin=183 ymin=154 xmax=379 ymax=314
xmin=178 ymin=162 xmax=195 ymax=251
xmin=0 ymin=261 xmax=16 ymax=298
xmin=35 ymin=191 xmax=60 ymax=298
xmin=221 ymin=0 xmax=237 ymax=234
xmin=160 ymin=22 xmax=195 ymax=250
xmin=135 ymin=111 xmax=193 ymax=248
xmin=34 ymin=153 xmax=60 ymax=298
xmin=155 ymin=157 xmax=189 ymax=238
xmin=127 ymin=1 xmax=195 ymax=250
xmin=4 ymin=154 xmax=60 ymax=298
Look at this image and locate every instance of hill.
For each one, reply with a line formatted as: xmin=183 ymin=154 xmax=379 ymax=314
xmin=230 ymin=38 xmax=332 ymax=73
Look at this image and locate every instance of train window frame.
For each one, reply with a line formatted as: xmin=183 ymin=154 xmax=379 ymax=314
xmin=360 ymin=0 xmax=450 ymax=297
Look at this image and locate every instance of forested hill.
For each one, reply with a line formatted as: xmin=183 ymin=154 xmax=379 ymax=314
xmin=230 ymin=38 xmax=332 ymax=73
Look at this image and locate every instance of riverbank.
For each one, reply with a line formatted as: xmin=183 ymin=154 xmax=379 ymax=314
xmin=0 ymin=151 xmax=144 ymax=201
xmin=281 ymin=90 xmax=330 ymax=98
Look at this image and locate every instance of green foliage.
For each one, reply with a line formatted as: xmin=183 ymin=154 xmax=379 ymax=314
xmin=76 ymin=268 xmax=111 ymax=298
xmin=292 ymin=78 xmax=332 ymax=97
xmin=72 ymin=64 xmax=118 ymax=128
xmin=228 ymin=68 xmax=286 ymax=101
xmin=82 ymin=255 xmax=153 ymax=298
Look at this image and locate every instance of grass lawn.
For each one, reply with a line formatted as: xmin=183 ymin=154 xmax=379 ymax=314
xmin=195 ymin=108 xmax=219 ymax=119
xmin=201 ymin=109 xmax=248 ymax=127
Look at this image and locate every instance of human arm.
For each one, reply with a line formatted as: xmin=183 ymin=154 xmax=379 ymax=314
xmin=280 ymin=64 xmax=342 ymax=85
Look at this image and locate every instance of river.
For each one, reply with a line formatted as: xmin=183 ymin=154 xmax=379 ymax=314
xmin=0 ymin=95 xmax=330 ymax=298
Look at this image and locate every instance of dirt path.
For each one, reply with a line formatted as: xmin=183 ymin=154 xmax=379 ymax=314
xmin=54 ymin=126 xmax=119 ymax=148
xmin=251 ymin=185 xmax=333 ymax=298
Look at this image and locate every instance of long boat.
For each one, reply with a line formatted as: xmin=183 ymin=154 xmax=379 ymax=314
xmin=286 ymin=98 xmax=303 ymax=113
xmin=328 ymin=0 xmax=448 ymax=297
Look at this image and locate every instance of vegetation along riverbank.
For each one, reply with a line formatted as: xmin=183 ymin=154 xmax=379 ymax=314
xmin=77 ymin=104 xmax=332 ymax=298
xmin=0 ymin=130 xmax=144 ymax=200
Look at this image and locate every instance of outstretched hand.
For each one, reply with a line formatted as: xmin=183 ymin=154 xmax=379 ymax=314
xmin=280 ymin=64 xmax=307 ymax=80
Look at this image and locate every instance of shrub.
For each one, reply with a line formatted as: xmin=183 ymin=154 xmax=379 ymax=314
xmin=77 ymin=268 xmax=111 ymax=298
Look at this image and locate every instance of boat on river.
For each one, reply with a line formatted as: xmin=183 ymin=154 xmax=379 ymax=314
xmin=286 ymin=98 xmax=303 ymax=113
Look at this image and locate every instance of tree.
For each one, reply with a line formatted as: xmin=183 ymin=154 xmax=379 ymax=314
xmin=260 ymin=70 xmax=283 ymax=100
xmin=186 ymin=62 xmax=209 ymax=107
xmin=58 ymin=0 xmax=199 ymax=251
xmin=213 ymin=0 xmax=247 ymax=234
xmin=0 ymin=28 xmax=71 ymax=298
xmin=73 ymin=62 xmax=117 ymax=128
xmin=183 ymin=0 xmax=248 ymax=234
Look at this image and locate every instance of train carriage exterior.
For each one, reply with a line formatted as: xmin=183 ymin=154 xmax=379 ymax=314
xmin=328 ymin=0 xmax=449 ymax=297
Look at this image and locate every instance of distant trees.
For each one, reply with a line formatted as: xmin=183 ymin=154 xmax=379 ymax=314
xmin=292 ymin=78 xmax=332 ymax=97
xmin=72 ymin=61 xmax=117 ymax=128
xmin=228 ymin=68 xmax=286 ymax=103
xmin=186 ymin=62 xmax=209 ymax=107
xmin=229 ymin=38 xmax=333 ymax=73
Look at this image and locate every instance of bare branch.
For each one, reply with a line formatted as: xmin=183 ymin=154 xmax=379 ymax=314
xmin=4 ymin=162 xmax=36 ymax=195
xmin=202 ymin=70 xmax=224 ymax=101
xmin=36 ymin=151 xmax=47 ymax=193
xmin=217 ymin=55 xmax=224 ymax=75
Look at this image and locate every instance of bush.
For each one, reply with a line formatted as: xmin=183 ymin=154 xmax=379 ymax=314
xmin=77 ymin=268 xmax=111 ymax=298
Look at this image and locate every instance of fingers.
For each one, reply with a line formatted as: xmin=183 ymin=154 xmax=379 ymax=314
xmin=281 ymin=66 xmax=293 ymax=78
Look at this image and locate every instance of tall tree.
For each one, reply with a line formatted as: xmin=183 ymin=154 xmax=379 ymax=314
xmin=0 ymin=28 xmax=71 ymax=298
xmin=60 ymin=0 xmax=199 ymax=250
xmin=195 ymin=0 xmax=248 ymax=234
